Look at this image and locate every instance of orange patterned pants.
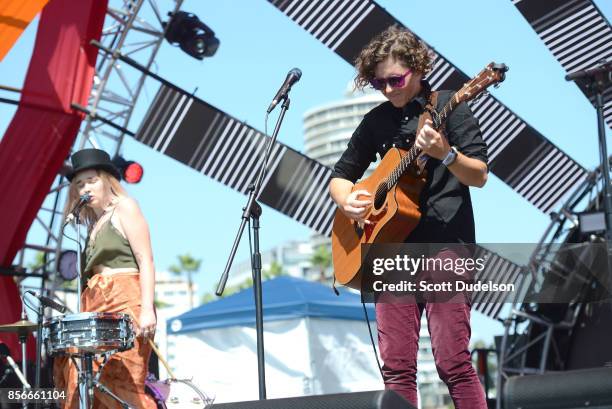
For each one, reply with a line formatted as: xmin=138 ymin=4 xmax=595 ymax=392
xmin=53 ymin=273 xmax=157 ymax=409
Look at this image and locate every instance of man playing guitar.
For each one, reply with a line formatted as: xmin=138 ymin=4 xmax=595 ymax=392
xmin=329 ymin=26 xmax=488 ymax=408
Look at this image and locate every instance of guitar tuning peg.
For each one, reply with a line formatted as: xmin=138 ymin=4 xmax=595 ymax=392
xmin=473 ymin=90 xmax=489 ymax=104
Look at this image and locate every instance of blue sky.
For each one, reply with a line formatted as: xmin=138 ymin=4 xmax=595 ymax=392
xmin=1 ymin=0 xmax=611 ymax=344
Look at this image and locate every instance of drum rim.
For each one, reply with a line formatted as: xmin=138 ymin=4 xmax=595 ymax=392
xmin=163 ymin=379 xmax=212 ymax=406
xmin=44 ymin=312 xmax=131 ymax=324
xmin=48 ymin=339 xmax=135 ymax=354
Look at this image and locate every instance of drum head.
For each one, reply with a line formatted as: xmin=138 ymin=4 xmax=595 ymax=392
xmin=164 ymin=379 xmax=212 ymax=408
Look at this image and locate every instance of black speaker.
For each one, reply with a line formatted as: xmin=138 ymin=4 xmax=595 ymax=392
xmin=210 ymin=390 xmax=416 ymax=409
xmin=504 ymin=367 xmax=612 ymax=409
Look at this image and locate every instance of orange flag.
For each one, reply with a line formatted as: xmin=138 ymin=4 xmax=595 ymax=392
xmin=0 ymin=0 xmax=49 ymax=61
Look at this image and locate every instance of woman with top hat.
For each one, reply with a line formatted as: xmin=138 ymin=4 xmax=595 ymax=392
xmin=54 ymin=148 xmax=157 ymax=408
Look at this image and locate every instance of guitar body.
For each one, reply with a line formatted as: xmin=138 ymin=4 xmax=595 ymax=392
xmin=331 ymin=147 xmax=426 ymax=289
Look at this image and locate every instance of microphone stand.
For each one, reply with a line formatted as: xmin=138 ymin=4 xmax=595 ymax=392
xmin=62 ymin=206 xmax=89 ymax=407
xmin=216 ymin=96 xmax=292 ymax=400
xmin=17 ymin=305 xmax=30 ymax=409
xmin=74 ymin=208 xmax=90 ymax=409
xmin=34 ymin=298 xmax=43 ymax=396
xmin=76 ymin=213 xmax=84 ymax=314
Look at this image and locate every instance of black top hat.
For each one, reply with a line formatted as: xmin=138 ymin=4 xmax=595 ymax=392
xmin=67 ymin=149 xmax=121 ymax=181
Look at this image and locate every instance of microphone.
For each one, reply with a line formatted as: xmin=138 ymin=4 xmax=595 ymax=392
xmin=565 ymin=60 xmax=611 ymax=81
xmin=63 ymin=192 xmax=91 ymax=227
xmin=26 ymin=291 xmax=67 ymax=314
xmin=0 ymin=343 xmax=30 ymax=388
xmin=266 ymin=68 xmax=302 ymax=113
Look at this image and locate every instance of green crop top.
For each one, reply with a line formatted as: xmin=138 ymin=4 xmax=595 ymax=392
xmin=81 ymin=209 xmax=139 ymax=287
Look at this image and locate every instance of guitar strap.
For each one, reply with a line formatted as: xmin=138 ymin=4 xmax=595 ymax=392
xmin=417 ymin=90 xmax=439 ymax=132
xmin=415 ymin=91 xmax=439 ymax=171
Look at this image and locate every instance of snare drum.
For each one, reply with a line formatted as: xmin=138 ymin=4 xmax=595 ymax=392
xmin=43 ymin=312 xmax=134 ymax=355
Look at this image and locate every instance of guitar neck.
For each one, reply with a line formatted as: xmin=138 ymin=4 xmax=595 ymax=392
xmin=433 ymin=92 xmax=459 ymax=129
xmin=386 ymin=91 xmax=460 ymax=188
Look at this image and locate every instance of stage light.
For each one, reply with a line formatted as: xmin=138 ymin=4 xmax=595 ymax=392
xmin=112 ymin=155 xmax=144 ymax=184
xmin=58 ymin=250 xmax=77 ymax=281
xmin=123 ymin=161 xmax=144 ymax=184
xmin=577 ymin=211 xmax=607 ymax=234
xmin=163 ymin=11 xmax=219 ymax=60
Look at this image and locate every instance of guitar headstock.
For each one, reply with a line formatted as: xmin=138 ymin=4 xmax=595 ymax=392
xmin=455 ymin=62 xmax=508 ymax=104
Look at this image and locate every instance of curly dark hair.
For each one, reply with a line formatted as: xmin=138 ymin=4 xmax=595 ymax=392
xmin=354 ymin=25 xmax=433 ymax=89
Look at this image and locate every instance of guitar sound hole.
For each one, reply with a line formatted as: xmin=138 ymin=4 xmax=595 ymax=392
xmin=374 ymin=188 xmax=386 ymax=210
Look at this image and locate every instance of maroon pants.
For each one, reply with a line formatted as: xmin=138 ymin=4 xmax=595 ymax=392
xmin=375 ymin=247 xmax=487 ymax=408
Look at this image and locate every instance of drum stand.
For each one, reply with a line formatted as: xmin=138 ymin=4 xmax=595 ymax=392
xmin=71 ymin=351 xmax=134 ymax=409
xmin=17 ymin=306 xmax=32 ymax=409
xmin=17 ymin=333 xmax=30 ymax=409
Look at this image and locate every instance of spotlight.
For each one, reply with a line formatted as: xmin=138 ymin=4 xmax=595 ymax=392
xmin=58 ymin=250 xmax=77 ymax=281
xmin=164 ymin=11 xmax=219 ymax=60
xmin=112 ymin=155 xmax=144 ymax=184
xmin=577 ymin=211 xmax=607 ymax=234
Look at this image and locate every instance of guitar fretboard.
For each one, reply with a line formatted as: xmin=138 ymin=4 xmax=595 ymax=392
xmin=384 ymin=93 xmax=459 ymax=190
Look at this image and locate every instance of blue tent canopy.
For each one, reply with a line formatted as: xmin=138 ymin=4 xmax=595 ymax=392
xmin=167 ymin=276 xmax=375 ymax=334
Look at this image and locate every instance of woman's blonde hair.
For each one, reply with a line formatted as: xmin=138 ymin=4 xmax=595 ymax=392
xmin=354 ymin=25 xmax=433 ymax=90
xmin=64 ymin=170 xmax=128 ymax=230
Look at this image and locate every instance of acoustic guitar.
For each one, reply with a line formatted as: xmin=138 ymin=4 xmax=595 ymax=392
xmin=331 ymin=62 xmax=508 ymax=289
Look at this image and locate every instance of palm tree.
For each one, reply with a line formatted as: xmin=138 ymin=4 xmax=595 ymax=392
xmin=169 ymin=253 xmax=202 ymax=308
xmin=200 ymin=261 xmax=286 ymax=303
xmin=28 ymin=251 xmax=46 ymax=272
xmin=310 ymin=245 xmax=332 ymax=282
xmin=263 ymin=261 xmax=285 ymax=280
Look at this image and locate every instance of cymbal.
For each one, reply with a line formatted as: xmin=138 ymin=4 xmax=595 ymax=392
xmin=0 ymin=319 xmax=37 ymax=334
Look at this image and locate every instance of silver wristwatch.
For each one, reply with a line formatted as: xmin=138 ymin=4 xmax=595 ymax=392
xmin=442 ymin=146 xmax=458 ymax=167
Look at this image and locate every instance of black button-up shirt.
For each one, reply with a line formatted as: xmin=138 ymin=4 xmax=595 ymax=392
xmin=330 ymin=81 xmax=487 ymax=243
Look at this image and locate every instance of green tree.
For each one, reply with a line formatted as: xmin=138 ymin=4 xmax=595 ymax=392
xmin=263 ymin=261 xmax=284 ymax=280
xmin=154 ymin=299 xmax=173 ymax=309
xmin=200 ymin=293 xmax=216 ymax=304
xmin=27 ymin=251 xmax=46 ymax=272
xmin=200 ymin=261 xmax=286 ymax=304
xmin=27 ymin=251 xmax=74 ymax=289
xmin=310 ymin=245 xmax=332 ymax=282
xmin=61 ymin=279 xmax=77 ymax=290
xmin=169 ymin=253 xmax=202 ymax=309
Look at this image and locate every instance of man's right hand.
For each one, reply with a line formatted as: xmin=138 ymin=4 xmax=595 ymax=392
xmin=340 ymin=189 xmax=372 ymax=224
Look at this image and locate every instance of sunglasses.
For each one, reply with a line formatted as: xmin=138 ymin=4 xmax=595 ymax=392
xmin=369 ymin=69 xmax=412 ymax=90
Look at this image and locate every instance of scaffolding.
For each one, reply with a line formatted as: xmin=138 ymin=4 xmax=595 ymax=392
xmin=495 ymin=158 xmax=612 ymax=409
xmin=12 ymin=0 xmax=183 ymax=309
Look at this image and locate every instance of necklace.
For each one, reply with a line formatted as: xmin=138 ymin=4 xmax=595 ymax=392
xmin=91 ymin=201 xmax=115 ymax=233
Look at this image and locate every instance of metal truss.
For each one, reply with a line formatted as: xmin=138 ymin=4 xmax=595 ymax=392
xmin=14 ymin=0 xmax=183 ymax=307
xmin=495 ymin=158 xmax=611 ymax=409
xmin=79 ymin=0 xmax=183 ymax=153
